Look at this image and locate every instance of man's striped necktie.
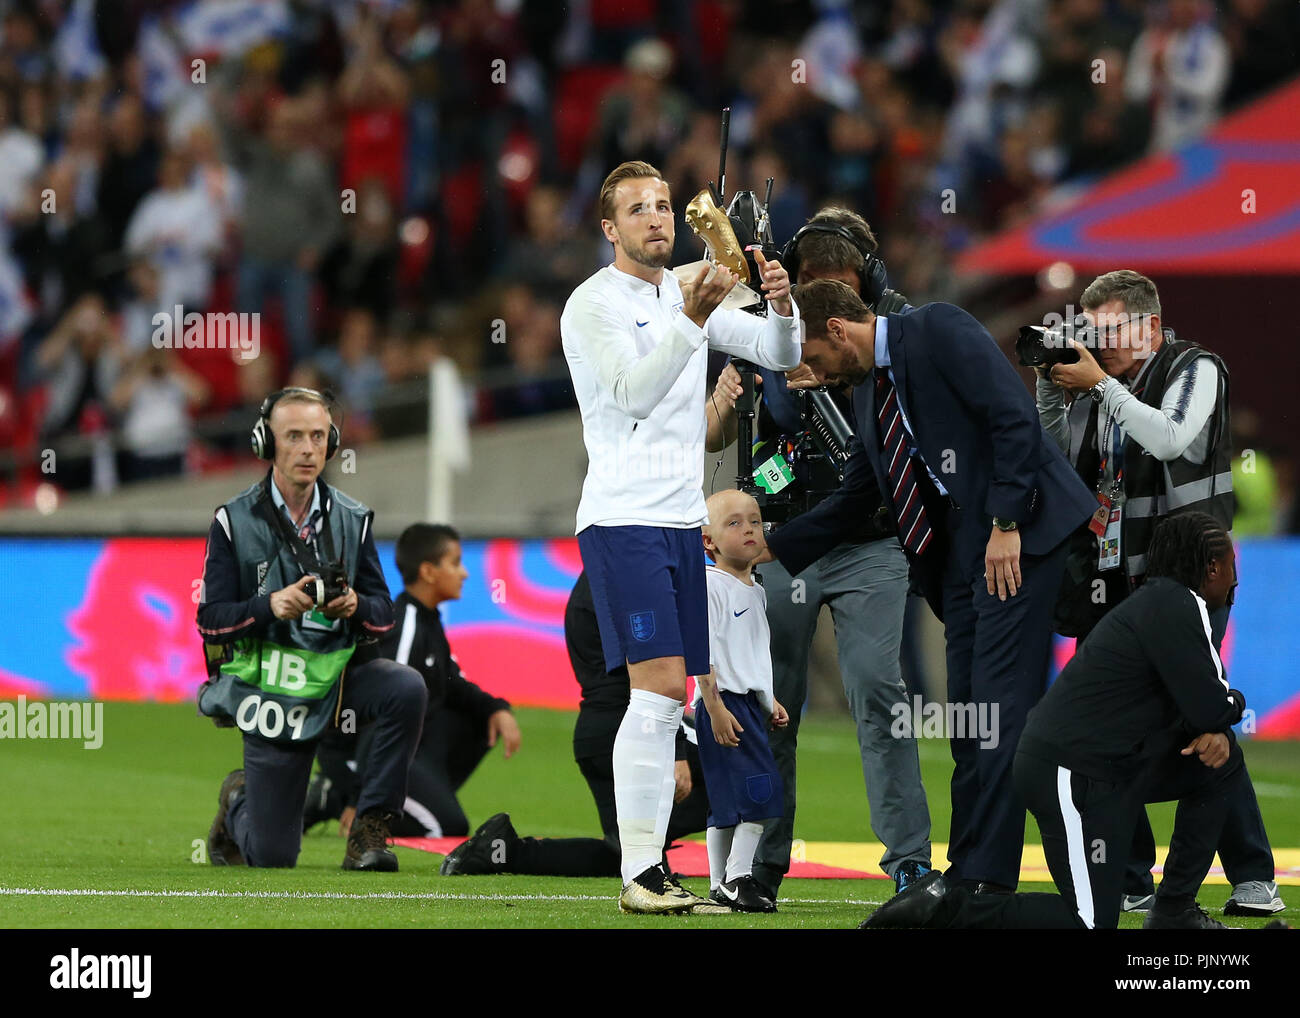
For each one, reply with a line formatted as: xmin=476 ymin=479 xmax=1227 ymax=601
xmin=875 ymin=369 xmax=933 ymax=555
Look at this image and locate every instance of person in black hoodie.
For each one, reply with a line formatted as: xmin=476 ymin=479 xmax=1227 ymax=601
xmin=862 ymin=512 xmax=1264 ymax=931
xmin=305 ymin=523 xmax=520 ymax=838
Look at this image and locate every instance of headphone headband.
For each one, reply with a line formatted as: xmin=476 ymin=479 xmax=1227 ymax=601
xmin=251 ymin=388 xmax=340 ymax=461
xmin=782 ymin=220 xmax=888 ymax=308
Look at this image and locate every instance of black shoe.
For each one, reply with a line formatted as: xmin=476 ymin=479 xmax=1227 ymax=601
xmin=713 ymin=875 xmax=777 ymax=913
xmin=894 ymin=860 xmax=933 ymax=894
xmin=861 ymin=869 xmax=948 ymax=929
xmin=963 ymin=879 xmax=1013 ymax=895
xmin=208 ymin=770 xmax=245 ymax=866
xmin=1143 ymin=902 xmax=1227 ymax=930
xmin=302 ymin=774 xmax=338 ymax=832
xmin=342 ymin=811 xmax=399 ymax=872
xmin=439 ymin=813 xmax=518 ymax=875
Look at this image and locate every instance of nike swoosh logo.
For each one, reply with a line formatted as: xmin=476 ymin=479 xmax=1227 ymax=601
xmin=636 ymin=320 xmax=649 ymax=327
xmin=733 ymin=609 xmax=749 ymax=617
xmin=718 ymin=883 xmax=739 ymax=901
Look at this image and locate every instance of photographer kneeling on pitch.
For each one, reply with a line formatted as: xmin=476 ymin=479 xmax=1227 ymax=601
xmin=1036 ymin=269 xmax=1282 ymax=919
xmin=197 ymin=387 xmax=427 ymax=870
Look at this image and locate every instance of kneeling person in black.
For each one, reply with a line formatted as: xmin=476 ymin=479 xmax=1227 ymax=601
xmin=864 ymin=512 xmax=1254 ymax=930
xmin=310 ymin=523 xmax=522 ymax=837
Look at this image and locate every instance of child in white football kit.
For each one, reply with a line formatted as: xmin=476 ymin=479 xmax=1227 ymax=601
xmin=695 ymin=489 xmax=789 ymax=913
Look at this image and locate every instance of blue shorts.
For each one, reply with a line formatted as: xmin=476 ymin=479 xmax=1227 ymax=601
xmin=577 ymin=524 xmax=709 ymax=676
xmin=694 ymin=690 xmax=784 ymax=828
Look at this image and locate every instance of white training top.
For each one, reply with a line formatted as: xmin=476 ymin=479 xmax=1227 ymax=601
xmin=696 ymin=565 xmax=775 ymax=715
xmin=561 ymin=263 xmax=801 ymax=533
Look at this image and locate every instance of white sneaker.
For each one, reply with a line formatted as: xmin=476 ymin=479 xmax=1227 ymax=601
xmin=1224 ymin=880 xmax=1284 ymax=916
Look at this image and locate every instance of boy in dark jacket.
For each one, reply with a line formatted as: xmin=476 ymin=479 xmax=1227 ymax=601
xmin=305 ymin=524 xmax=521 ymax=837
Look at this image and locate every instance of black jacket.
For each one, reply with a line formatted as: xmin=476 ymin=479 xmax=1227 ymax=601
xmin=1021 ymin=577 xmax=1245 ymax=782
xmin=354 ymin=590 xmax=510 ymax=727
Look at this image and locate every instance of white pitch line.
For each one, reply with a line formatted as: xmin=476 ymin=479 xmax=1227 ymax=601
xmin=0 ymin=887 xmax=882 ymax=907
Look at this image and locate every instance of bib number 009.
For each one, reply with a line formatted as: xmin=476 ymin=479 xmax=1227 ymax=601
xmin=236 ymin=694 xmax=309 ymax=740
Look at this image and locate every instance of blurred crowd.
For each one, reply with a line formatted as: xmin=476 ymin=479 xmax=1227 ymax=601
xmin=0 ymin=0 xmax=1297 ymax=527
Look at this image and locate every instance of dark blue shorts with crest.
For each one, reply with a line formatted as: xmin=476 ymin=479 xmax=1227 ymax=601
xmin=577 ymin=524 xmax=709 ymax=676
xmin=694 ymin=690 xmax=784 ymax=828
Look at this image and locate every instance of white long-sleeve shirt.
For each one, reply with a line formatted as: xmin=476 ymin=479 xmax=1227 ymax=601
xmin=1037 ymin=353 xmax=1219 ymax=471
xmin=561 ymin=263 xmax=801 ymax=532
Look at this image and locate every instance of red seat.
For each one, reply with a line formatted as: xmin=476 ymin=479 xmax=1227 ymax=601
xmin=553 ymin=65 xmax=624 ymax=173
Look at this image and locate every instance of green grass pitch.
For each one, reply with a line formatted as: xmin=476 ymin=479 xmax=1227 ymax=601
xmin=2 ymin=703 xmax=1296 ymax=929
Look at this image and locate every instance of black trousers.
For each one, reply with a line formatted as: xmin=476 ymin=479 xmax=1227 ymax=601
xmin=317 ymin=705 xmax=496 ymax=839
xmin=228 ymin=658 xmax=426 ymax=867
xmin=1122 ymin=601 xmax=1275 ymax=894
xmin=934 ymin=743 xmax=1246 ymax=929
xmin=388 ymin=707 xmax=496 ymax=837
xmin=503 ymin=741 xmax=712 ymax=878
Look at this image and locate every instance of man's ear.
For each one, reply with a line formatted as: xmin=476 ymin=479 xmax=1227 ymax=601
xmin=601 ymin=219 xmax=618 ymax=245
xmin=826 ymin=317 xmax=847 ymax=348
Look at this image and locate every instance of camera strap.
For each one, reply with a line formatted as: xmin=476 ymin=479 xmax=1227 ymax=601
xmin=261 ymin=481 xmax=340 ymax=580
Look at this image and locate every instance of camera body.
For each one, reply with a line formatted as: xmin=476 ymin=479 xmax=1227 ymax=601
xmin=733 ymin=363 xmax=858 ymax=526
xmin=304 ymin=563 xmax=349 ymax=607
xmin=1017 ymin=314 xmax=1092 ymax=368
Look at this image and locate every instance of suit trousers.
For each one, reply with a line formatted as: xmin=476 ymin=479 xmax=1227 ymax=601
xmin=939 ymin=507 xmax=1069 ymax=889
xmin=752 ymin=538 xmax=931 ymax=894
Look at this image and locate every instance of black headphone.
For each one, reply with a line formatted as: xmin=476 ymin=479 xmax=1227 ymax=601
xmin=250 ymin=387 xmax=340 ymax=461
xmin=782 ymin=221 xmax=889 ymax=309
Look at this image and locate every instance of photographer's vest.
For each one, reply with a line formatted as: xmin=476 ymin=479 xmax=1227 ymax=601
xmin=198 ymin=475 xmax=371 ymax=744
xmin=1068 ymin=337 xmax=1233 ymax=585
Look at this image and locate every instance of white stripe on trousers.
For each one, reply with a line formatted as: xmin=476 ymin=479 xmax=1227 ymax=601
xmin=394 ymin=603 xmax=418 ymax=664
xmin=403 ymin=796 xmax=444 ymax=837
xmin=1056 ymin=765 xmax=1095 ymax=929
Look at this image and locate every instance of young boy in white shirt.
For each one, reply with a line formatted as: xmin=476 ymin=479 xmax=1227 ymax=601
xmin=696 ymin=489 xmax=790 ymax=912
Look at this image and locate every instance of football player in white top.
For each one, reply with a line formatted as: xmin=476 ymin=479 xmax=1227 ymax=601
xmin=561 ymin=160 xmax=800 ymax=914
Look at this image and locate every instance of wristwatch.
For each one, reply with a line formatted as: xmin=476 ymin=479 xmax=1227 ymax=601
xmin=1088 ymin=378 xmax=1109 ymax=404
xmin=992 ymin=517 xmax=1019 ymax=532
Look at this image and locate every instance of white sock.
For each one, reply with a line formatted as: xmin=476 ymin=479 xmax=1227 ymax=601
xmin=707 ymin=826 xmax=735 ymax=890
xmin=726 ymin=821 xmax=764 ymax=881
xmin=651 ymin=702 xmax=684 ymax=860
xmin=613 ymin=689 xmax=682 ymax=884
